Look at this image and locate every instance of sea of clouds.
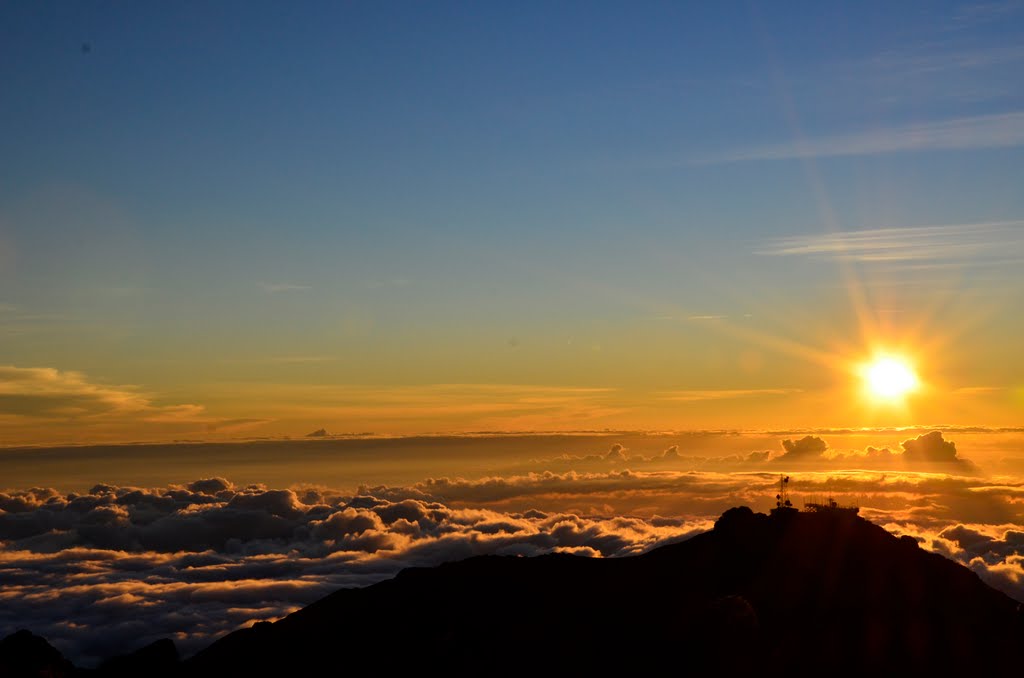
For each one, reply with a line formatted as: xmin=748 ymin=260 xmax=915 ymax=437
xmin=3 ymin=432 xmax=1024 ymax=666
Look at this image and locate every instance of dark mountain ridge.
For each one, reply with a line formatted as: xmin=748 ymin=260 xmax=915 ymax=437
xmin=4 ymin=507 xmax=1022 ymax=676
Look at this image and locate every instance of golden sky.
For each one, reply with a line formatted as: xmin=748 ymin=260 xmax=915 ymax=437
xmin=2 ymin=2 xmax=1023 ymax=446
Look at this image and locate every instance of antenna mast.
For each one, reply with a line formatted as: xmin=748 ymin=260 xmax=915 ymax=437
xmin=776 ymin=475 xmax=792 ymax=509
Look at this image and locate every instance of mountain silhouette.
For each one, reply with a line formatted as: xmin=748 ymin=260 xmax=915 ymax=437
xmin=3 ymin=507 xmax=1022 ymax=676
xmin=0 ymin=630 xmax=75 ymax=678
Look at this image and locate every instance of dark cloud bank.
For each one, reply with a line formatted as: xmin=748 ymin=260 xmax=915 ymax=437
xmin=528 ymin=430 xmax=979 ymax=477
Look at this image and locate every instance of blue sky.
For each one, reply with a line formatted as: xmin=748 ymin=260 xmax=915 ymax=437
xmin=1 ymin=1 xmax=1023 ymax=440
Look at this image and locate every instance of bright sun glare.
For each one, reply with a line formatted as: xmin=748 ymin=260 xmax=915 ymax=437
xmin=863 ymin=356 xmax=919 ymax=400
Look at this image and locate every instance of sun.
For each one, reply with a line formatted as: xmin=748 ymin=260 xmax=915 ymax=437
xmin=862 ymin=355 xmax=919 ymax=400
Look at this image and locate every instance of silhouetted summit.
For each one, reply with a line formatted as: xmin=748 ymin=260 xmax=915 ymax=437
xmin=0 ymin=630 xmax=75 ymax=678
xmin=4 ymin=508 xmax=1022 ymax=676
xmin=184 ymin=507 xmax=1022 ymax=675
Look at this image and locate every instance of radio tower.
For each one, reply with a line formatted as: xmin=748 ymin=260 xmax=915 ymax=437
xmin=771 ymin=475 xmax=796 ymax=516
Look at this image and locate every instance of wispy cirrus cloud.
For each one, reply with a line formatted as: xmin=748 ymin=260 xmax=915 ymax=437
xmin=952 ymin=386 xmax=1009 ymax=395
xmin=258 ymin=282 xmax=311 ymax=293
xmin=699 ymin=112 xmax=1024 ymax=163
xmin=865 ymin=44 xmax=1024 ymax=76
xmin=0 ymin=366 xmax=152 ymax=417
xmin=0 ymin=366 xmax=266 ymax=436
xmin=948 ymin=0 xmax=1024 ymax=30
xmin=757 ymin=221 xmax=1024 ymax=262
xmin=266 ymin=356 xmax=338 ymax=364
xmin=660 ymin=388 xmax=800 ymax=402
xmin=224 ymin=382 xmax=623 ymax=430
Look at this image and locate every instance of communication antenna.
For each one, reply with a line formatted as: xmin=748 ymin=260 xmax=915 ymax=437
xmin=776 ymin=475 xmax=792 ymax=509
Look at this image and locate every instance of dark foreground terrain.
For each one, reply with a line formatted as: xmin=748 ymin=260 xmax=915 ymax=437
xmin=4 ymin=507 xmax=1022 ymax=676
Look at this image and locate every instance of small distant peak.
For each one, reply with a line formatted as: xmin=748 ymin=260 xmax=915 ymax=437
xmin=714 ymin=506 xmax=766 ymax=535
xmin=306 ymin=428 xmax=329 ymax=438
xmin=715 ymin=505 xmax=755 ymax=527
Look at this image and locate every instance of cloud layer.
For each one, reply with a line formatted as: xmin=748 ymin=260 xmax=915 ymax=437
xmin=0 ymin=477 xmax=707 ymax=666
xmin=1 ymin=433 xmax=1019 ymax=667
